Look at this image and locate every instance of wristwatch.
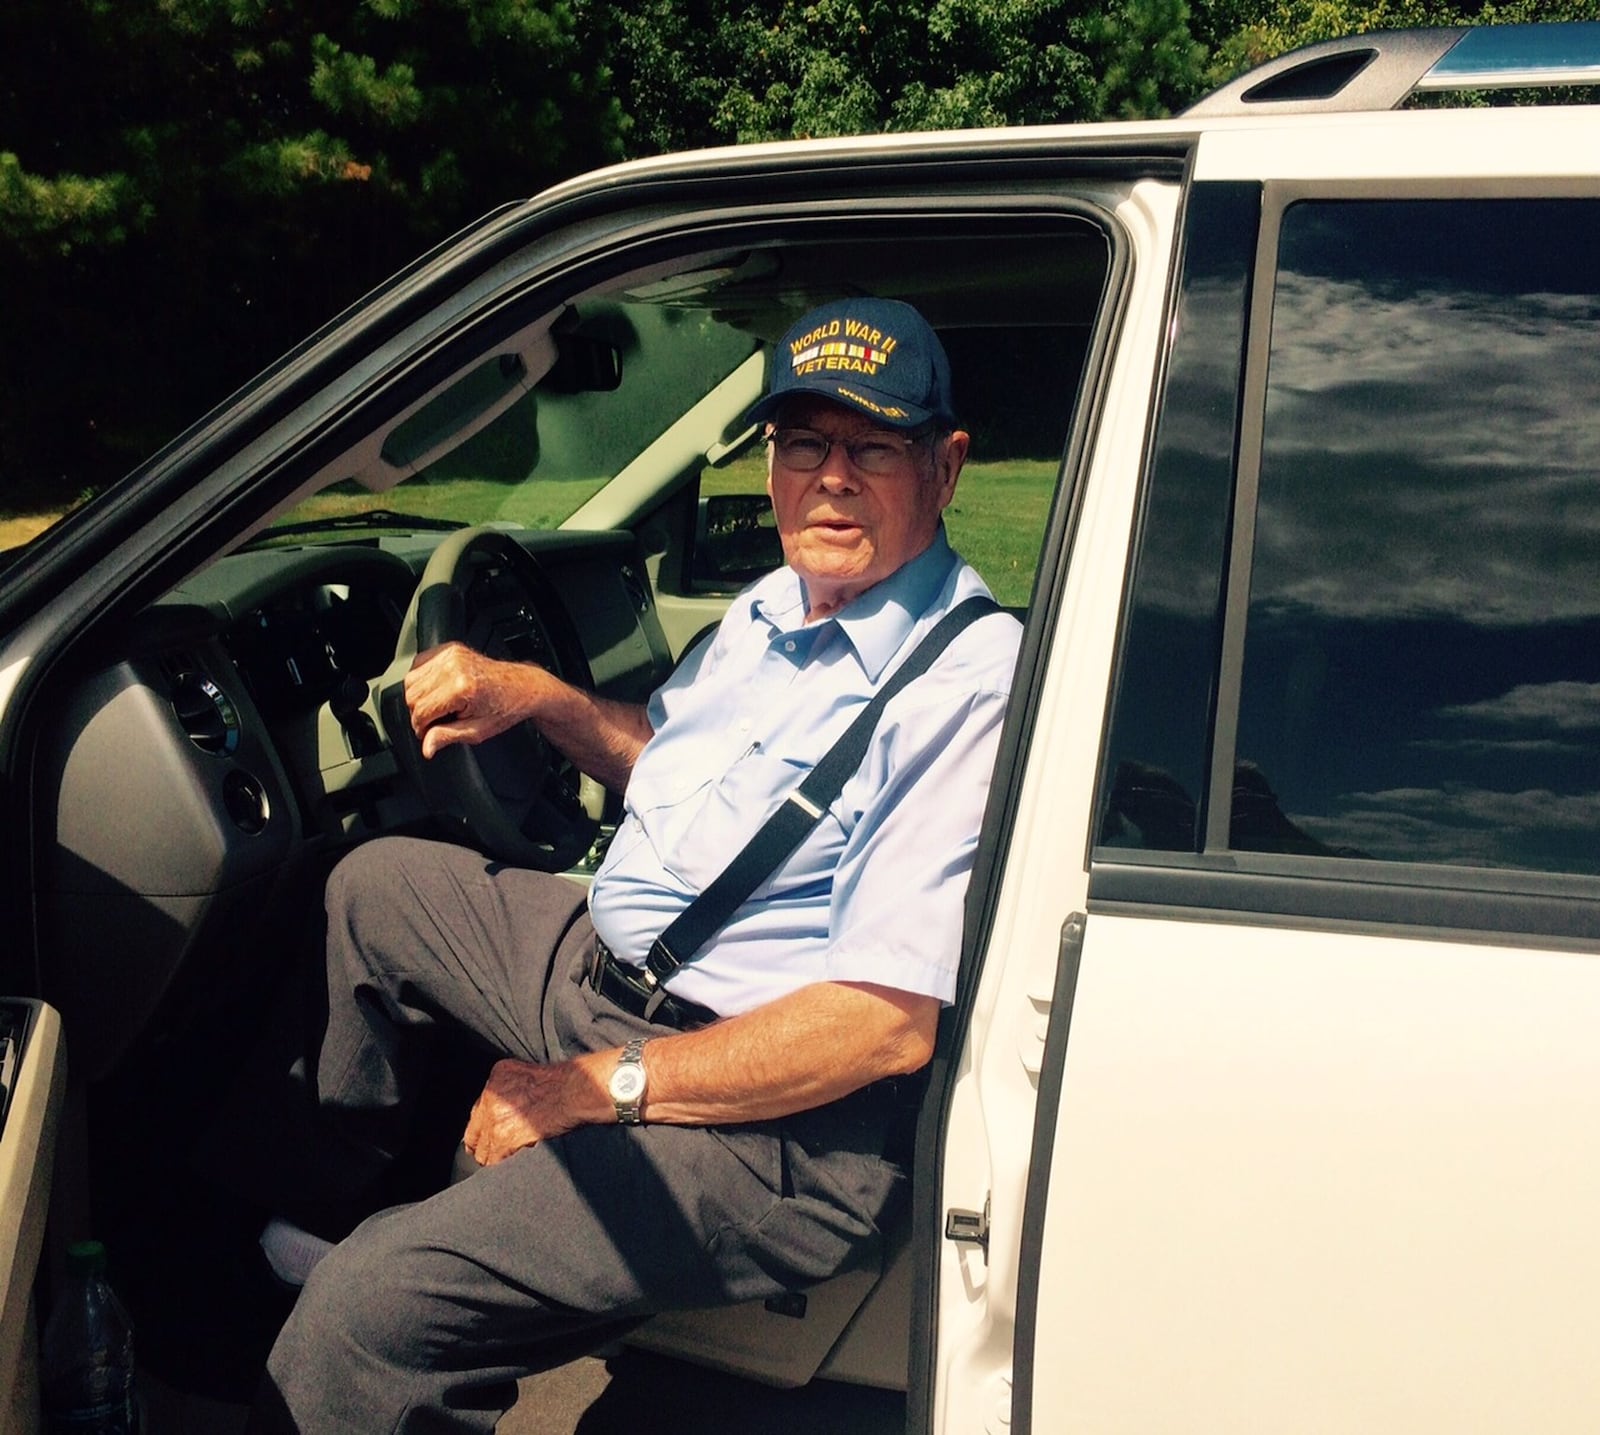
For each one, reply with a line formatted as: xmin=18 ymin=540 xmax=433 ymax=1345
xmin=608 ymin=1038 xmax=648 ymax=1125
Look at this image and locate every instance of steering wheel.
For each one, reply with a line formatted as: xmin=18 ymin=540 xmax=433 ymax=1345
xmin=379 ymin=527 xmax=604 ymax=870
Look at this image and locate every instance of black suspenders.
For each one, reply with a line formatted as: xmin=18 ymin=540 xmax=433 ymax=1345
xmin=640 ymin=594 xmax=1000 ymax=1014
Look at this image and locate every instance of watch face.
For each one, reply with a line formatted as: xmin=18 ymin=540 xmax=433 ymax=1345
xmin=610 ymin=1066 xmax=646 ymax=1102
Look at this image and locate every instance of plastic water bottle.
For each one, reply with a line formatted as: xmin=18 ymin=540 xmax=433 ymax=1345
xmin=40 ymin=1240 xmax=139 ymax=1435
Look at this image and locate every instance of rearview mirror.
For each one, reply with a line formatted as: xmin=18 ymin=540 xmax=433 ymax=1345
xmin=541 ymin=332 xmax=623 ymax=394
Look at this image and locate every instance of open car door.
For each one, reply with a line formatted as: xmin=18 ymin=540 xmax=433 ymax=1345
xmin=0 ymin=999 xmax=66 ymax=1434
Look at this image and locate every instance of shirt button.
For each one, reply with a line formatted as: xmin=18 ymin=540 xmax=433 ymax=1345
xmin=784 ymin=640 xmax=796 ymax=653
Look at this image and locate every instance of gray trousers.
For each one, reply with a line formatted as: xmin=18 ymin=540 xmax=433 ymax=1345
xmin=257 ymin=836 xmax=907 ymax=1434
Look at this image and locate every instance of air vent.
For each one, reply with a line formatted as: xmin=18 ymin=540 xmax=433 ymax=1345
xmin=169 ymin=672 xmax=241 ymax=755
xmin=223 ymin=769 xmax=270 ymax=834
xmin=157 ymin=649 xmax=198 ymax=685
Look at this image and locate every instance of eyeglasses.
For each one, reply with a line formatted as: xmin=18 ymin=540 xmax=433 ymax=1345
xmin=768 ymin=427 xmax=933 ymax=476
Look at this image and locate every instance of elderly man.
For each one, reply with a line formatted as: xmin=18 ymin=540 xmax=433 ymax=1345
xmin=257 ymin=298 xmax=1021 ymax=1432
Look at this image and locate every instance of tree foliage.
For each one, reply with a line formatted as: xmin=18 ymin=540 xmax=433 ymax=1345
xmin=0 ymin=0 xmax=627 ymax=502
xmin=1197 ymin=0 xmax=1600 ymax=81
xmin=615 ymin=0 xmax=1205 ymax=151
xmin=3 ymin=0 xmax=1596 ymax=507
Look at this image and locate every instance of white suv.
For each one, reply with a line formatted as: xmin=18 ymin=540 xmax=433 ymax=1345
xmin=3 ymin=22 xmax=1599 ymax=1433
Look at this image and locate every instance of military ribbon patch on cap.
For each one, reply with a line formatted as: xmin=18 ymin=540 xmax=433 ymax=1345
xmin=788 ymin=317 xmax=899 ymax=379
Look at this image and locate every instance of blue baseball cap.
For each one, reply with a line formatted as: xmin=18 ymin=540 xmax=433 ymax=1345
xmin=747 ymin=297 xmax=956 ymax=432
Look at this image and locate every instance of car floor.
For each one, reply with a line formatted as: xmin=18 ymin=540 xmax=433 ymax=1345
xmin=506 ymin=1352 xmax=906 ymax=1434
xmin=141 ymin=1349 xmax=906 ymax=1433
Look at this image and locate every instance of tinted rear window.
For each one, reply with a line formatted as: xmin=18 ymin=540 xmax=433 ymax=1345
xmin=1232 ymin=199 xmax=1600 ymax=875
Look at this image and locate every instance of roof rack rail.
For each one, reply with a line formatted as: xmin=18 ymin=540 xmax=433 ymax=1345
xmin=1184 ymin=22 xmax=1600 ymax=117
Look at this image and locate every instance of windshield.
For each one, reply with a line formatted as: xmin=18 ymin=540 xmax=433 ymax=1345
xmin=255 ymin=300 xmax=759 ymax=545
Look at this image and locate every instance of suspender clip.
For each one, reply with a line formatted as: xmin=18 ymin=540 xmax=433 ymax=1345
xmin=645 ymin=938 xmax=680 ymax=985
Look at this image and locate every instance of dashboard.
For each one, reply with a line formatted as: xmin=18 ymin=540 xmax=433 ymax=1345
xmin=33 ymin=529 xmax=675 ymax=1080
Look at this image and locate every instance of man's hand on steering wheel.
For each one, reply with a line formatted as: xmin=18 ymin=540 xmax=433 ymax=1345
xmin=376 ymin=527 xmax=603 ymax=871
xmin=405 ymin=641 xmax=552 ymax=760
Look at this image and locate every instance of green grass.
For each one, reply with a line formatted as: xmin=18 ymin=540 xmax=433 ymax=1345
xmin=701 ymin=455 xmax=1055 ymax=609
xmin=10 ymin=460 xmax=1058 ymax=608
xmin=940 ymin=459 xmax=1057 ymax=609
xmin=275 ymin=475 xmax=613 ymax=534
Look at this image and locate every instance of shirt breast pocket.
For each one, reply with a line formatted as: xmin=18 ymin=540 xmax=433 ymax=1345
xmin=652 ymin=747 xmax=846 ymax=896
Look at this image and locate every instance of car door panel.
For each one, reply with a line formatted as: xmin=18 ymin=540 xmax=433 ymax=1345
xmin=0 ymin=1000 xmax=66 ymax=1435
xmin=1027 ymin=913 xmax=1600 ymax=1431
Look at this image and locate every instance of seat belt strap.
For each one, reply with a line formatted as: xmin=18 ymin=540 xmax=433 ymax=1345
xmin=642 ymin=594 xmax=1001 ymax=1003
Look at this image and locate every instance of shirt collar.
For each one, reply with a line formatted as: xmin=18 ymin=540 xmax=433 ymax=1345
xmin=751 ymin=527 xmax=958 ymax=681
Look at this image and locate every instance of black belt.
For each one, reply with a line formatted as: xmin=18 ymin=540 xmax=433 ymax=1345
xmin=586 ymin=938 xmax=718 ymax=1032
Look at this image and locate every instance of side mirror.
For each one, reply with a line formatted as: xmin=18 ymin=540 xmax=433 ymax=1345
xmin=692 ymin=493 xmax=782 ymax=589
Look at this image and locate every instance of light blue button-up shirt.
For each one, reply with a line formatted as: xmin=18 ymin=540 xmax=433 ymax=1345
xmin=588 ymin=528 xmax=1021 ymax=1018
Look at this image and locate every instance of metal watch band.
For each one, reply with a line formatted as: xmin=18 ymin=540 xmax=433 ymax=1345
xmin=611 ymin=1037 xmax=647 ymax=1125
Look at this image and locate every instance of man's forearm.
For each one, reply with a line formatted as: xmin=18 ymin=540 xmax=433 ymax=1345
xmin=510 ymin=666 xmax=654 ymax=793
xmin=462 ymin=981 xmax=940 ymax=1164
xmin=623 ymin=981 xmax=938 ymax=1125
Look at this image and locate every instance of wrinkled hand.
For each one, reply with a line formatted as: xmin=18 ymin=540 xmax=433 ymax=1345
xmin=463 ymin=1058 xmax=585 ymax=1166
xmin=404 ymin=642 xmax=541 ymax=759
